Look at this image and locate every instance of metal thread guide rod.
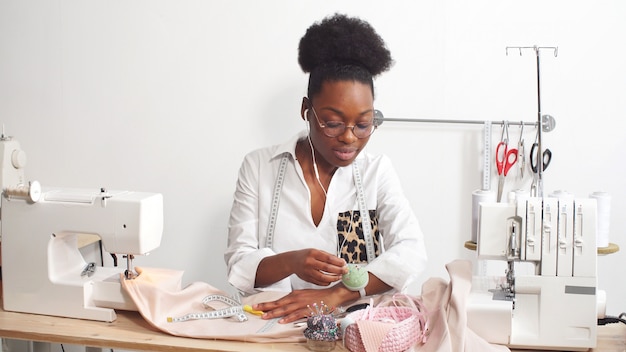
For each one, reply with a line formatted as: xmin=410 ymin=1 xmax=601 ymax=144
xmin=506 ymin=45 xmax=558 ymax=197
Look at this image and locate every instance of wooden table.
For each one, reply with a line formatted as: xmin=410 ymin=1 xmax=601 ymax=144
xmin=0 ymin=303 xmax=308 ymax=352
xmin=0 ymin=294 xmax=624 ymax=351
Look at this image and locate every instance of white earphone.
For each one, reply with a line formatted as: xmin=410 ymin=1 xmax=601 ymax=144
xmin=304 ymin=109 xmax=311 ymax=133
xmin=303 ymin=103 xmax=326 ymax=195
xmin=307 ymin=134 xmax=323 ymax=190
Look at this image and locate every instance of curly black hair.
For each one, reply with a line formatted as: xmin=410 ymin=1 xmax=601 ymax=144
xmin=298 ymin=14 xmax=393 ymax=99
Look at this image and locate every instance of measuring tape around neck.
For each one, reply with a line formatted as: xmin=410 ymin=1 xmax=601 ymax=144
xmin=265 ymin=154 xmax=376 ymax=263
xmin=352 ymin=161 xmax=375 ymax=263
xmin=266 ymin=155 xmax=289 ymax=250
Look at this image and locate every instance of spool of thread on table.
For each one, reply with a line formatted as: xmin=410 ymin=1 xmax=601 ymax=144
xmin=471 ymin=189 xmax=497 ymax=242
xmin=590 ymin=191 xmax=611 ymax=248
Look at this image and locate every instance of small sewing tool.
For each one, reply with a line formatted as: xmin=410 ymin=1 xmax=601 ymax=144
xmin=495 ymin=122 xmax=518 ymax=202
xmin=307 ymin=301 xmax=334 ymax=316
xmin=529 ymin=141 xmax=552 ymax=197
xmin=243 ymin=305 xmax=264 ymax=316
xmin=81 ymin=262 xmax=96 ymax=277
xmin=517 ymin=122 xmax=525 ymax=179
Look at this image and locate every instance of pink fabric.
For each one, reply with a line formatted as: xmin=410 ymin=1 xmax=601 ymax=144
xmin=356 ymin=320 xmax=395 ymax=352
xmin=343 ymin=297 xmax=428 ymax=352
xmin=415 ymin=260 xmax=510 ymax=352
xmin=122 ymin=261 xmax=510 ymax=351
xmin=121 ymin=267 xmax=305 ymax=343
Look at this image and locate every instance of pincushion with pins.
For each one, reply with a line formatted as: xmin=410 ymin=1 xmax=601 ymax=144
xmin=303 ymin=302 xmax=339 ymax=351
xmin=303 ymin=314 xmax=339 ymax=341
xmin=341 ymin=264 xmax=369 ymax=291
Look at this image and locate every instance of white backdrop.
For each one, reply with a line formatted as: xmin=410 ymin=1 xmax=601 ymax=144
xmin=1 ymin=0 xmax=625 ymax=317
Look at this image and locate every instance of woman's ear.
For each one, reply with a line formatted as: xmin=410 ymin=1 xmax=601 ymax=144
xmin=301 ymin=97 xmax=310 ymax=121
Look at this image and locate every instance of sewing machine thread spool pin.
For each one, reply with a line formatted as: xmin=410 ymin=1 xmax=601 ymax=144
xmin=100 ymin=187 xmax=112 ymax=207
xmin=4 ymin=180 xmax=42 ymax=203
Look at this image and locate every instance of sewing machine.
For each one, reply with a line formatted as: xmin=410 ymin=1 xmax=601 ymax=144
xmin=468 ymin=195 xmax=605 ymax=351
xmin=0 ymin=128 xmax=28 ymax=196
xmin=1 ymin=184 xmax=163 ymax=322
xmin=0 ymin=131 xmax=164 ymax=322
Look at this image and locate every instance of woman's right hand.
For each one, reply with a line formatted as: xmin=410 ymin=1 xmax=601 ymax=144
xmin=255 ymin=248 xmax=348 ymax=288
xmin=289 ymin=248 xmax=347 ymax=286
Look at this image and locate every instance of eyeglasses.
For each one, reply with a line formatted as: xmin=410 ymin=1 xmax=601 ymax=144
xmin=309 ymin=106 xmax=382 ymax=139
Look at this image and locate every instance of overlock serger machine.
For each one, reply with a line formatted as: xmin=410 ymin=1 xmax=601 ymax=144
xmin=468 ymin=195 xmax=605 ymax=351
xmin=0 ymin=130 xmax=164 ymax=322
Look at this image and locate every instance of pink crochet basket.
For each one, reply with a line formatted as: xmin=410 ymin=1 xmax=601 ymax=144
xmin=341 ymin=294 xmax=428 ymax=352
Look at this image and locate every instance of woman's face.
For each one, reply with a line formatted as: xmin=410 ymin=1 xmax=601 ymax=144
xmin=303 ymin=80 xmax=375 ymax=169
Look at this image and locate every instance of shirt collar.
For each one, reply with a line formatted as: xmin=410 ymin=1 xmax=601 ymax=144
xmin=270 ymin=130 xmax=307 ymax=161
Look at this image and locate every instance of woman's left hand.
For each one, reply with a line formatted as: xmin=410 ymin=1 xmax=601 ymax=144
xmin=252 ymin=286 xmax=354 ymax=324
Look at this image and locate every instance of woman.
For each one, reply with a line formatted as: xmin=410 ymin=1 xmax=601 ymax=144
xmin=224 ymin=13 xmax=427 ymax=324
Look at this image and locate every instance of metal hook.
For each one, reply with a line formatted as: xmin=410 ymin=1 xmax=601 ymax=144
xmin=518 ymin=122 xmax=526 ymax=178
xmin=534 ymin=127 xmax=540 ymax=143
xmin=506 ymin=45 xmax=558 ymax=57
xmin=500 ymin=120 xmax=510 ymax=143
xmin=505 ymin=47 xmax=523 ymax=56
xmin=504 ymin=121 xmax=509 ymax=142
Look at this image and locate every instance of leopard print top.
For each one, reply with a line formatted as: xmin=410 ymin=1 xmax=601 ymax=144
xmin=336 ymin=210 xmax=380 ymax=264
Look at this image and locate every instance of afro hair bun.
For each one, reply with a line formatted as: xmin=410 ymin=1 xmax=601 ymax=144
xmin=298 ymin=14 xmax=393 ymax=77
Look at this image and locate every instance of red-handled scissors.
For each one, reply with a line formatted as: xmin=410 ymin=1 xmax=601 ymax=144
xmin=496 ymin=140 xmax=518 ymax=202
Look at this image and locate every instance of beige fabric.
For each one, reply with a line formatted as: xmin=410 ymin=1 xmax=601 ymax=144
xmin=122 ymin=262 xmax=510 ymax=351
xmin=121 ymin=267 xmax=305 ymax=343
xmin=415 ymin=260 xmax=510 ymax=352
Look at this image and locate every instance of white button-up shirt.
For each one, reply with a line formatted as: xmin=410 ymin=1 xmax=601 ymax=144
xmin=225 ymin=131 xmax=427 ymax=294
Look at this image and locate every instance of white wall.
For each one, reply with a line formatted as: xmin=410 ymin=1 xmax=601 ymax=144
xmin=1 ymin=0 xmax=625 ymax=319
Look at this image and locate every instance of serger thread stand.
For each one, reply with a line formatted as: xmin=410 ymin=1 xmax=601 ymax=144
xmin=506 ymin=45 xmax=558 ymax=197
xmin=378 ymin=118 xmax=537 ymax=128
xmin=378 ymin=45 xmax=559 ymax=132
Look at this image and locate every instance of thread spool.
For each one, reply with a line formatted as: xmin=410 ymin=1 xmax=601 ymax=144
xmin=4 ymin=180 xmax=41 ymax=203
xmin=471 ymin=189 xmax=497 ymax=242
xmin=508 ymin=189 xmax=530 ymax=204
xmin=549 ymin=190 xmax=574 ymax=203
xmin=590 ymin=191 xmax=611 ymax=248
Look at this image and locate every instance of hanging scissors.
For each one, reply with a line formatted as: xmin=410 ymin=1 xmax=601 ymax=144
xmin=496 ymin=122 xmax=518 ymax=202
xmin=517 ymin=122 xmax=526 ymax=179
xmin=529 ymin=142 xmax=552 ymax=196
